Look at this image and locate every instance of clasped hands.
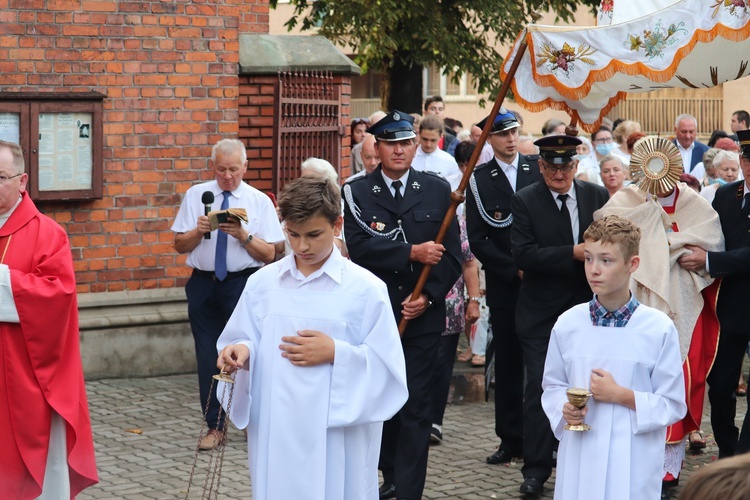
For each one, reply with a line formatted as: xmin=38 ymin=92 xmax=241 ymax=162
xmin=216 ymin=330 xmax=335 ymax=373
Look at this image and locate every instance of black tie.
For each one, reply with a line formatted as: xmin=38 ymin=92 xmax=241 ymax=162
xmin=743 ymin=193 xmax=750 ymax=216
xmin=392 ymin=180 xmax=403 ymax=204
xmin=557 ymin=194 xmax=574 ymax=244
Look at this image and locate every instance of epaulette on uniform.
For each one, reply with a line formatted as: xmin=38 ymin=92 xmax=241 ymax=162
xmin=421 ymin=170 xmax=451 ymax=186
xmin=346 ymin=174 xmax=368 ymax=185
xmin=525 ymin=154 xmax=540 ymax=161
xmin=475 ymin=162 xmax=490 ymax=172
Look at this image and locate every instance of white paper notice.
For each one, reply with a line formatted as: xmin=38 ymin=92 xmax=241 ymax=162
xmin=38 ymin=157 xmax=55 ymax=190
xmin=0 ymin=114 xmax=20 ymax=144
xmin=38 ymin=112 xmax=94 ymax=191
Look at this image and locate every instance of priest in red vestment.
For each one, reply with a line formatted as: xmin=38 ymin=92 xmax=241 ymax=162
xmin=595 ymin=136 xmax=723 ymax=495
xmin=0 ymin=140 xmax=98 ymax=498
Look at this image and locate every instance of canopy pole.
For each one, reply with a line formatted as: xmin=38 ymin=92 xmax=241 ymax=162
xmin=566 ymin=116 xmax=580 ymax=137
xmin=397 ymin=30 xmax=532 ymax=336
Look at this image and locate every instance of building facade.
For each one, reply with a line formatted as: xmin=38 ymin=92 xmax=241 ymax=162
xmin=1 ymin=1 xmax=331 ymax=378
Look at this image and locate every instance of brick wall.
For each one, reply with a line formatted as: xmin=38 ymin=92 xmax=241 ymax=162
xmin=0 ymin=0 xmax=269 ymax=294
xmin=239 ymin=72 xmax=352 ymax=193
xmin=239 ymin=74 xmax=275 ymax=192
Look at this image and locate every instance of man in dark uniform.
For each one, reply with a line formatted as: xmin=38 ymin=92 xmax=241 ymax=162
xmin=465 ymin=108 xmax=541 ymax=465
xmin=511 ymin=135 xmax=609 ymax=496
xmin=343 ymin=110 xmax=462 ymax=500
xmin=679 ymin=128 xmax=750 ymax=459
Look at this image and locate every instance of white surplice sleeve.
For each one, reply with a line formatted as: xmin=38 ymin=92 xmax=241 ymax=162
xmin=542 ymin=329 xmax=570 ymax=440
xmin=328 ymin=279 xmax=408 ymax=428
xmin=630 ymin=324 xmax=687 ymax=434
xmin=216 ymin=285 xmax=260 ymax=430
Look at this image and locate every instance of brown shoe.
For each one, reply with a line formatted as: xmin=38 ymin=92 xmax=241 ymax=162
xmin=198 ymin=429 xmax=226 ymax=451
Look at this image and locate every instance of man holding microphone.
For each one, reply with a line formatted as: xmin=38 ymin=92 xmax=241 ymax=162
xmin=171 ymin=138 xmax=284 ymax=450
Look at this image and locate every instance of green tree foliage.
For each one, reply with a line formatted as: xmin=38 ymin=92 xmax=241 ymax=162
xmin=271 ymin=0 xmax=599 ymax=111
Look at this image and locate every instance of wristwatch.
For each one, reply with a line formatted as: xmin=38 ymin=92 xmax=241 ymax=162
xmin=243 ymin=233 xmax=253 ymax=246
xmin=468 ymin=296 xmax=482 ymax=304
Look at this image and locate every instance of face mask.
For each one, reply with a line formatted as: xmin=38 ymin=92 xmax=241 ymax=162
xmin=575 ymin=154 xmax=589 ymax=162
xmin=596 ymin=143 xmax=616 ymax=156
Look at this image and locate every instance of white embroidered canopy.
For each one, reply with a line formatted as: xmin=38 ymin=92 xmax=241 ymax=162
xmin=502 ymin=0 xmax=750 ymax=131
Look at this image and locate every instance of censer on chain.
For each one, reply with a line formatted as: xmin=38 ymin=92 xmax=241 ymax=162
xmin=185 ymin=367 xmax=236 ymax=499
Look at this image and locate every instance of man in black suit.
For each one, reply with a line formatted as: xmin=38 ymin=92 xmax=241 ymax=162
xmin=510 ymin=135 xmax=609 ymax=496
xmin=343 ymin=110 xmax=462 ymax=500
xmin=465 ymin=108 xmax=541 ymax=465
xmin=679 ymin=128 xmax=750 ymax=459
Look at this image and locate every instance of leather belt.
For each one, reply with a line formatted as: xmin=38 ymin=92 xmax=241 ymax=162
xmin=192 ymin=267 xmax=260 ymax=281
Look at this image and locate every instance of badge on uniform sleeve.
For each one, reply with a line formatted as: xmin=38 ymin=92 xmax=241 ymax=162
xmin=370 ymin=221 xmax=386 ymax=231
xmin=372 ymin=185 xmax=381 ymax=193
xmin=411 ymin=180 xmax=421 ymax=191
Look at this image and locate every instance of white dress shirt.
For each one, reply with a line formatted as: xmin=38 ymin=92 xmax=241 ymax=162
xmin=550 ymin=185 xmax=579 ymax=244
xmin=171 ymin=179 xmax=285 ymax=271
xmin=381 ymin=170 xmax=409 ymax=199
xmin=496 ymin=153 xmax=519 ymax=192
xmin=676 ymin=142 xmax=694 ymax=173
xmin=412 ymin=146 xmax=461 ymax=188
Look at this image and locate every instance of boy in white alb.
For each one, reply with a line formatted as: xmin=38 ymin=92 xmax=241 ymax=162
xmin=216 ymin=176 xmax=408 ymax=500
xmin=542 ymin=215 xmax=687 ymax=500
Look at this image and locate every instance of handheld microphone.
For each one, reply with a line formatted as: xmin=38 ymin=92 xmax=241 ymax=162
xmin=201 ymin=191 xmax=214 ymax=240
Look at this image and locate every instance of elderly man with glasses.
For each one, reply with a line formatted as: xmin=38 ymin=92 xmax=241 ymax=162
xmin=510 ymin=134 xmax=610 ymax=496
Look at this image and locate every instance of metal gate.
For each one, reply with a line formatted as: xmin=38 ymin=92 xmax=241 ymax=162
xmin=274 ymin=70 xmax=343 ymax=192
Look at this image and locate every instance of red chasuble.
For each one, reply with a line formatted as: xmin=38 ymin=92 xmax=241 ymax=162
xmin=0 ymin=193 xmax=98 ymax=498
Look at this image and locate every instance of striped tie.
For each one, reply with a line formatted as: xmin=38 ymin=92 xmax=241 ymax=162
xmin=214 ymin=191 xmax=231 ymax=281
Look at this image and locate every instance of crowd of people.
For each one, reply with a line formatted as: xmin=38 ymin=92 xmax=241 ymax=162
xmin=349 ymin=103 xmax=750 ymax=499
xmin=165 ymin=101 xmax=750 ymax=500
xmin=2 ymin=89 xmax=749 ymax=498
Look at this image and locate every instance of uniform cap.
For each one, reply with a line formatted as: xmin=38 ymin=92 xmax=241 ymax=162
xmin=534 ymin=135 xmax=581 ymax=165
xmin=367 ymin=110 xmax=416 ymax=141
xmin=737 ymin=129 xmax=750 ymax=159
xmin=476 ymin=108 xmax=521 ymax=135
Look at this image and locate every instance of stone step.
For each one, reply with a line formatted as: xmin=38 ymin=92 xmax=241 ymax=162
xmin=447 ymin=360 xmax=489 ymax=405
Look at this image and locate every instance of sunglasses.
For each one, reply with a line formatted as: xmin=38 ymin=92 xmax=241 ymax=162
xmin=352 ymin=118 xmax=370 ymax=126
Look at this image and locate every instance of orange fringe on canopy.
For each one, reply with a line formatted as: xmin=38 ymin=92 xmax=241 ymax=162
xmin=502 ymin=20 xmax=750 ymax=133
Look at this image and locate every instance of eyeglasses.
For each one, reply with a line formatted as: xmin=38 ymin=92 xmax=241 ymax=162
xmin=542 ymin=163 xmax=575 ymax=173
xmin=593 ymin=137 xmax=614 ymax=144
xmin=0 ymin=173 xmax=22 ymax=183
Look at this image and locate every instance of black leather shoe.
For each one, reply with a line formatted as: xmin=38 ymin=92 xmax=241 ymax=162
xmin=660 ymin=486 xmax=671 ymax=499
xmin=519 ymin=477 xmax=544 ymax=496
xmin=378 ymin=482 xmax=396 ymax=499
xmin=485 ymin=448 xmax=520 ymax=464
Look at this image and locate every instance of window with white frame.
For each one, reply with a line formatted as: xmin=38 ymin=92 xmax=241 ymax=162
xmin=423 ymin=64 xmax=478 ymax=101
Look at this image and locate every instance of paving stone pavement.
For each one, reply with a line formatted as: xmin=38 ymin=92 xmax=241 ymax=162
xmin=78 ymin=368 xmax=744 ymax=500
